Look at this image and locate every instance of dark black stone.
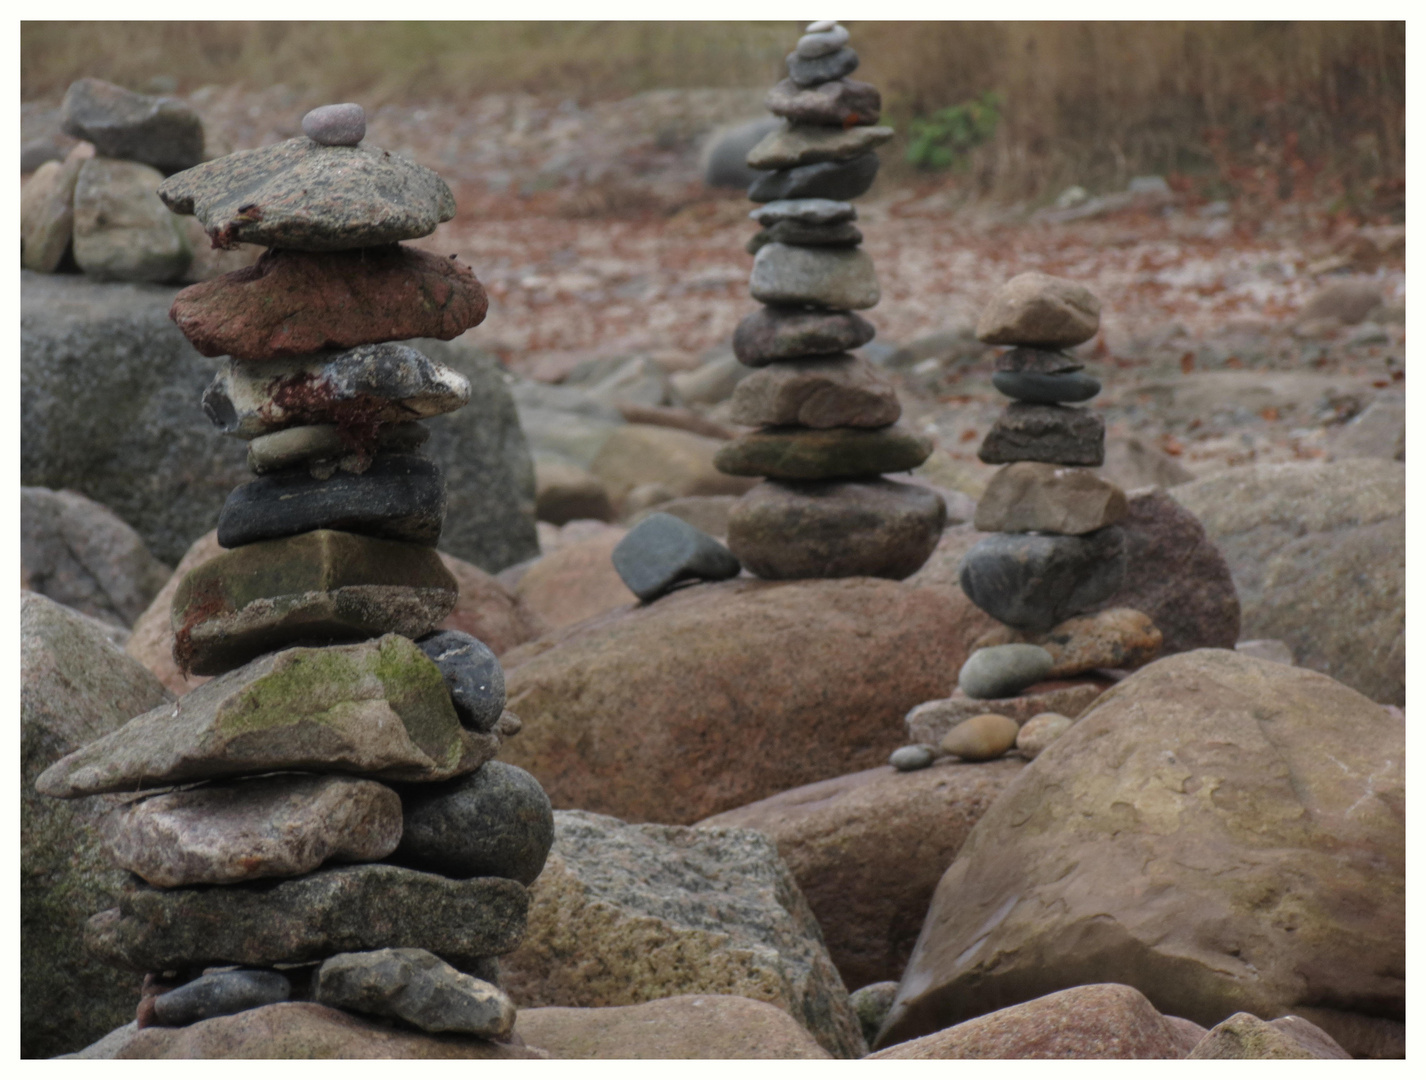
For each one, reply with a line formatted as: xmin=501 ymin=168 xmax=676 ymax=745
xmin=958 ymin=526 xmax=1127 ymax=633
xmin=610 ymin=511 xmax=742 ymax=602
xmin=786 ymin=46 xmax=860 ymax=87
xmin=991 ymin=370 xmax=1101 ymax=404
xmin=734 ymin=307 xmax=876 ymax=366
xmin=152 ymin=969 xmax=291 ymax=1027
xmin=747 ymin=219 xmax=864 ymax=254
xmin=748 ymin=152 xmax=880 ymax=203
xmin=978 ymin=402 xmax=1105 ymax=466
xmin=216 ymin=452 xmax=446 ymax=548
xmin=994 ymin=346 xmax=1084 ymax=375
xmin=396 ymin=762 xmax=555 ymax=887
xmin=416 ymin=629 xmax=506 ymax=733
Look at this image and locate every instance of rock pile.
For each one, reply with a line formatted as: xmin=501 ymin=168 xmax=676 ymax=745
xmin=716 ymin=21 xmax=945 ymax=580
xmin=21 ymin=78 xmax=204 ymax=282
xmin=34 ymin=103 xmax=554 ymax=1056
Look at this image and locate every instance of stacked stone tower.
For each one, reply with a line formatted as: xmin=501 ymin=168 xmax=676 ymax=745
xmin=35 ymin=104 xmax=553 ymax=1052
xmin=715 ymin=20 xmax=946 ymax=580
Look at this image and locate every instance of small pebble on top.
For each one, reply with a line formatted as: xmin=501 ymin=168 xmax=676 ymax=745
xmin=302 ymin=103 xmax=366 ymax=147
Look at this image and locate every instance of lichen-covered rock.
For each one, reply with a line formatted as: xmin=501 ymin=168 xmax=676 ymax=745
xmin=501 ymin=810 xmax=865 ymax=1059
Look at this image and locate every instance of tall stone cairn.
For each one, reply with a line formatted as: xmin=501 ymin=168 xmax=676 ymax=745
xmin=715 ymin=21 xmax=947 ymax=581
xmin=34 ymin=103 xmax=555 ymax=1056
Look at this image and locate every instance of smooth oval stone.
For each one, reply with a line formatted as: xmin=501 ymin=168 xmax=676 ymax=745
xmin=750 ymin=243 xmax=879 ymax=310
xmin=715 ymin=423 xmax=931 ymax=480
xmin=978 ymin=403 xmax=1105 ymax=467
xmin=889 ymin=744 xmax=936 ymax=772
xmin=416 ymin=630 xmax=506 ymax=733
xmin=747 ymin=219 xmax=862 ymax=254
xmin=733 ymin=307 xmax=875 ymax=365
xmin=994 ymin=346 xmax=1084 ymax=375
xmin=796 ymin=24 xmax=849 ymax=58
xmin=958 ymin=644 xmax=1055 ymax=700
xmin=729 ymin=353 xmax=900 ymax=429
xmin=973 ymin=462 xmax=1127 ymax=535
xmin=396 ymin=761 xmax=554 ymax=886
xmin=726 ymin=477 xmax=946 ymax=581
xmin=152 ymin=970 xmax=291 ymax=1027
xmin=217 ymin=452 xmax=446 ymax=548
xmin=786 ymin=45 xmax=860 ymax=87
xmin=748 ymin=152 xmax=879 ymax=203
xmin=939 ymin=714 xmax=1020 ymax=762
xmin=750 ymin=198 xmax=856 ymax=226
xmin=610 ymin=511 xmax=741 ymax=602
xmin=957 ymin=527 xmax=1128 ymax=634
xmin=992 ymin=370 xmax=1101 ymax=404
xmin=976 ymin=271 xmax=1102 ymax=348
xmin=302 ymin=103 xmax=366 ymax=146
xmin=247 ymin=421 xmax=429 ymax=475
xmin=765 ymin=77 xmax=882 ymax=127
xmin=1015 ymin=712 xmax=1075 ymax=760
xmin=746 ymin=122 xmax=894 ymax=171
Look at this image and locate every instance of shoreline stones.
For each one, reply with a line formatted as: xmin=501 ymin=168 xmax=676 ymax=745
xmin=721 ymin=24 xmax=943 ymax=581
xmin=33 ymin=104 xmax=549 ymax=1054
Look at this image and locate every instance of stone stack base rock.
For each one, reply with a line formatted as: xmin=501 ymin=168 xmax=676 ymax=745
xmin=34 ymin=102 xmax=555 ymax=1057
xmin=717 ymin=21 xmax=945 ymax=580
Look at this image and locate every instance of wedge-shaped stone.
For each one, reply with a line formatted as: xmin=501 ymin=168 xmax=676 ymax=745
xmin=976 ymin=271 xmax=1102 ymax=349
xmin=715 ymin=423 xmax=931 ymax=480
xmin=730 ymin=354 xmax=900 ymax=429
xmin=36 ymin=634 xmax=491 ymax=799
xmin=765 ymin=78 xmax=881 ymax=127
xmin=159 ymin=137 xmax=457 ymax=251
xmin=974 ymin=461 xmax=1127 ymax=534
xmin=102 ymin=774 xmax=404 ymax=887
xmin=747 ymin=123 xmax=894 ymax=170
xmin=170 ymin=531 xmax=458 ymax=676
xmin=202 ymin=343 xmax=470 ymax=440
xmin=316 ymin=948 xmax=516 ymax=1038
xmin=61 ymin=77 xmax=205 ymax=172
xmin=85 ymin=864 xmax=528 ymax=973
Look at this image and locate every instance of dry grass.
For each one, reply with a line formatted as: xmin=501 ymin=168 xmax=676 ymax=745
xmin=21 ymin=21 xmax=1403 ymax=204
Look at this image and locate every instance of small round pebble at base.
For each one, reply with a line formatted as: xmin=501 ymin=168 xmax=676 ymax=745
xmin=302 ymin=103 xmax=366 ymax=147
xmin=889 ymin=744 xmax=936 ymax=772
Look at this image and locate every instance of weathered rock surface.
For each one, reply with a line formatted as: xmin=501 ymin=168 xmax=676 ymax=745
xmin=905 ymin=680 xmax=1110 ymax=745
xmin=750 ymin=242 xmax=880 ymax=309
xmin=959 ymin=527 xmax=1127 ymax=633
xmin=86 ymin=863 xmax=528 ymax=972
xmin=517 ymin=995 xmax=832 ymax=1059
xmin=1186 ymin=1012 xmax=1351 ymax=1059
xmin=976 ymin=271 xmax=1102 ymax=348
xmin=316 ymin=948 xmax=516 ymax=1038
xmin=700 ymin=759 xmax=1023 ymax=990
xmin=733 ymin=305 xmax=875 ymax=364
xmin=72 ymin=157 xmax=190 ymax=283
xmin=1014 ymin=712 xmax=1075 ymax=759
xmin=729 ymin=353 xmax=900 ymax=428
xmin=974 ymin=462 xmax=1126 ymax=534
xmin=38 ymin=635 xmax=493 ymax=798
xmin=765 ymin=77 xmax=881 ymax=126
xmin=1172 ymin=460 xmax=1404 ymax=704
xmin=879 ymin=650 xmax=1404 ymax=1057
xmin=61 ymin=77 xmax=204 ymax=171
xmin=716 ymin=424 xmax=932 ymax=480
xmin=21 ymin=592 xmax=169 ymax=1058
xmin=973 ymin=607 xmax=1164 ymax=678
xmin=102 ymin=774 xmax=403 ymax=887
xmin=872 ymin=984 xmax=1202 ymax=1058
xmin=20 ymin=145 xmax=89 ymax=272
xmin=746 ymin=122 xmax=894 ymax=170
xmin=978 ymin=402 xmax=1106 ymax=466
xmin=171 ymin=246 xmax=488 ymax=359
xmin=152 ymin=970 xmax=292 ymax=1027
xmin=502 ymin=810 xmax=864 ymax=1058
xmin=513 ymin=526 xmax=636 ymax=630
xmin=499 ymin=576 xmax=977 ymax=823
xmin=590 ymin=423 xmax=756 ymax=505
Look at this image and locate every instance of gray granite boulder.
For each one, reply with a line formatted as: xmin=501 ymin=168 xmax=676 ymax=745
xmin=61 ymin=77 xmax=204 ymax=172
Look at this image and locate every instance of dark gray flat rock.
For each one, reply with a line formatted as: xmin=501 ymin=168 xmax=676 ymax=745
xmin=611 ymin=512 xmax=742 ymax=602
xmin=748 ymin=152 xmax=879 ymax=203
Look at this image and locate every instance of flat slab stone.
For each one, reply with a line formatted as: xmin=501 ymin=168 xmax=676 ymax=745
xmin=992 ymin=370 xmax=1101 ymax=404
xmin=978 ymin=403 xmax=1105 ymax=466
xmin=158 ymin=137 xmax=457 ymax=251
xmin=170 ymin=530 xmax=458 ymax=676
xmin=715 ymin=424 xmax=932 ymax=480
xmin=747 ymin=122 xmax=895 ymax=170
xmin=102 ymin=774 xmax=403 ymax=887
xmin=749 ymin=198 xmax=856 ymax=226
xmin=958 ymin=527 xmax=1127 ymax=633
xmin=316 ymin=948 xmax=516 ymax=1038
xmin=202 ymin=343 xmax=470 ymax=441
xmin=750 ymin=243 xmax=880 ymax=310
xmin=610 ymin=511 xmax=741 ymax=602
xmin=36 ymin=634 xmax=493 ymax=799
xmin=765 ymin=78 xmax=880 ymax=127
xmin=733 ymin=306 xmax=875 ymax=365
xmin=729 ymin=353 xmax=900 ymax=428
xmin=786 ymin=46 xmax=860 ymax=87
xmin=728 ymin=478 xmax=946 ymax=580
xmin=974 ymin=461 xmax=1127 ymax=534
xmin=217 ymin=452 xmax=446 ymax=548
xmin=61 ymin=77 xmax=205 ymax=172
xmin=153 ymin=970 xmax=292 ymax=1027
xmin=748 ymin=152 xmax=879 ymax=203
xmin=171 ymin=246 xmax=488 ymax=360
xmin=995 ymin=346 xmax=1084 ymax=375
xmin=247 ymin=421 xmax=429 ymax=475
xmin=85 ymin=863 xmax=528 ymax=972
xmin=976 ymin=271 xmax=1102 ymax=349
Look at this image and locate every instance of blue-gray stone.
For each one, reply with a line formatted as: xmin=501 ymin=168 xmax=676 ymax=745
xmin=787 ymin=46 xmax=860 ymax=87
xmin=958 ymin=644 xmax=1056 ymax=700
xmin=992 ymin=370 xmax=1101 ymax=404
xmin=151 ymin=969 xmax=291 ymax=1027
xmin=889 ymin=745 xmax=936 ymax=772
xmin=611 ymin=512 xmax=742 ymax=603
xmin=748 ymin=152 xmax=879 ymax=203
xmin=958 ymin=527 xmax=1127 ymax=633
xmin=416 ymin=629 xmax=506 ymax=733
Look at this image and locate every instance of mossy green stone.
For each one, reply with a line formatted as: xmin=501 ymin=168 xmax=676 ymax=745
xmin=714 ymin=424 xmax=932 ymax=480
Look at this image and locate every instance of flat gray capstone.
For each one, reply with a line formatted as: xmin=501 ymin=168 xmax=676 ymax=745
xmin=611 ymin=511 xmax=742 ymax=602
xmin=159 ymin=136 xmax=457 ymax=251
xmin=60 ymin=77 xmax=205 ymax=172
xmin=152 ymin=970 xmax=292 ymax=1027
xmin=316 ymin=948 xmax=516 ymax=1038
xmin=958 ymin=644 xmax=1056 ymax=700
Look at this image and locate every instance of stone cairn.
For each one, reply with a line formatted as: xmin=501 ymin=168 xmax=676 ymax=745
xmin=714 ymin=20 xmax=946 ymax=580
xmin=35 ymin=103 xmax=555 ymax=1050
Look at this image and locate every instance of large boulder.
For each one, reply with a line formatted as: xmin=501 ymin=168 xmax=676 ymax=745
xmin=19 ymin=273 xmax=537 ymax=571
xmin=1172 ymin=460 xmax=1404 ymax=703
xmin=698 ymin=759 xmax=1024 ymax=990
xmin=877 ymin=650 xmax=1404 ymax=1057
xmin=20 ymin=592 xmax=172 ymax=1058
xmin=512 ymin=527 xmax=636 ymax=632
xmin=499 ymin=576 xmax=983 ymax=824
xmin=500 ymin=810 xmax=865 ymax=1059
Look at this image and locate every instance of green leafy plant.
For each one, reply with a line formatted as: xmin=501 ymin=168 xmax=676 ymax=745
xmin=906 ymin=91 xmax=1003 ymax=171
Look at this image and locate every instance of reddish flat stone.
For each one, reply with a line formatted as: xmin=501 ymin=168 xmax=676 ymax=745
xmin=170 ymin=245 xmax=488 ymax=360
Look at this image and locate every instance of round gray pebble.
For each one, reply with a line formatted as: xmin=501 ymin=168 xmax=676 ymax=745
xmin=889 ymin=744 xmax=936 ymax=772
xmin=797 ymin=24 xmax=850 ymax=58
xmin=302 ymin=103 xmax=366 ymax=147
xmin=958 ymin=643 xmax=1055 ymax=700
